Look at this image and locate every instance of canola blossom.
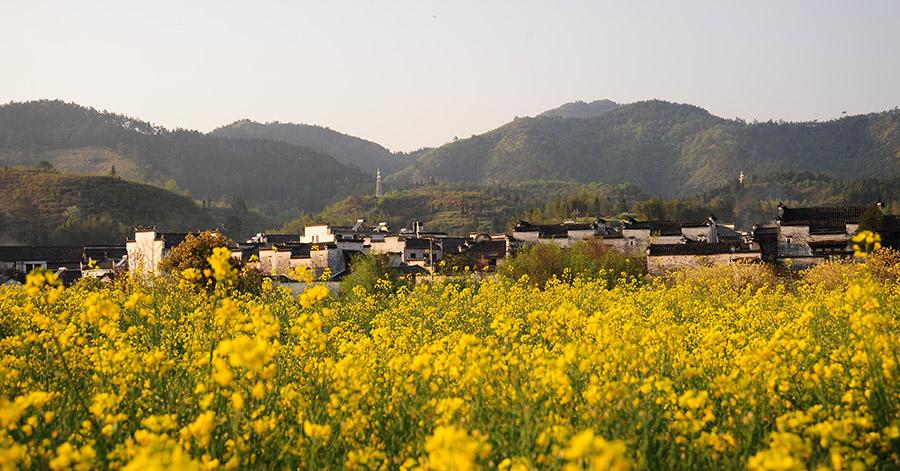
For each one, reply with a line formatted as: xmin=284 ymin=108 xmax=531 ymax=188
xmin=0 ymin=261 xmax=898 ymax=470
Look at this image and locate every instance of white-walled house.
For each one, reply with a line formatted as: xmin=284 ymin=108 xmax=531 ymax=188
xmin=771 ymin=203 xmax=871 ymax=268
xmin=646 ymin=241 xmax=762 ymax=275
xmin=512 ymin=220 xmax=617 ymax=248
xmin=126 ymin=229 xmax=191 ymax=274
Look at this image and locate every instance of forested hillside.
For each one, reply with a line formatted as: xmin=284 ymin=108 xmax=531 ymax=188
xmin=211 ymin=119 xmax=411 ymax=174
xmin=391 ymin=100 xmax=900 ymax=196
xmin=0 ymin=100 xmax=370 ymax=216
xmin=278 ymin=181 xmax=649 ymax=234
xmin=538 ymin=99 xmax=620 ymax=119
xmin=0 ymin=168 xmax=270 ymax=244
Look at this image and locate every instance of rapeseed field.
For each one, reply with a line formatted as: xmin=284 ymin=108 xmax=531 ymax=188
xmin=1 ymin=250 xmax=898 ymax=470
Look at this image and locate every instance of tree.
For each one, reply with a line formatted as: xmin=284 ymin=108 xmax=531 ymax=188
xmin=341 ymin=252 xmax=408 ymax=300
xmin=858 ymin=205 xmax=884 ymax=232
xmin=159 ymin=231 xmax=234 ymax=274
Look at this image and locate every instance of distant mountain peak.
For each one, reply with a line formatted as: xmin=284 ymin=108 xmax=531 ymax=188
xmin=211 ymin=120 xmax=410 ymax=175
xmin=539 ymin=99 xmax=621 ymax=119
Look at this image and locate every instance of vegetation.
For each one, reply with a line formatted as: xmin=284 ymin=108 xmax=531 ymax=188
xmin=211 ymin=119 xmax=412 ymax=175
xmin=0 ymin=168 xmax=271 ymax=245
xmin=391 ymin=100 xmax=900 ymax=196
xmin=340 ymin=252 xmax=410 ymax=301
xmin=0 ymin=100 xmax=370 ymax=216
xmin=501 ymin=239 xmax=646 ymax=288
xmin=538 ymin=99 xmax=620 ymax=119
xmin=158 ymin=232 xmax=236 ymax=274
xmin=1 ymin=251 xmax=899 ymax=469
xmin=281 ymin=181 xmax=648 ymax=234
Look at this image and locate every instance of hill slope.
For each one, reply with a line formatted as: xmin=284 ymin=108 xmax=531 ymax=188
xmin=211 ymin=120 xmax=410 ymax=174
xmin=0 ymin=100 xmax=370 ymax=216
xmin=0 ymin=168 xmax=271 ymax=244
xmin=391 ymin=100 xmax=900 ymax=196
xmin=280 ymin=181 xmax=649 ymax=234
xmin=538 ymin=99 xmax=620 ymax=119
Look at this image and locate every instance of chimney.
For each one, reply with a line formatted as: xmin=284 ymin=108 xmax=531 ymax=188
xmin=777 ymin=202 xmax=785 ymax=220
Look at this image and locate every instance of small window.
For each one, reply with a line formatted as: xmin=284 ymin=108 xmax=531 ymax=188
xmin=410 ymin=252 xmax=417 ymax=259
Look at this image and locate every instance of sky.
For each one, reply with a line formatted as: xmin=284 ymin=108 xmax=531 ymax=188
xmin=2 ymin=0 xmax=899 ymax=151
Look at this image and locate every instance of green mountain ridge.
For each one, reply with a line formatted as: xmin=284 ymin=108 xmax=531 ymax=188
xmin=0 ymin=100 xmax=370 ymax=217
xmin=538 ymin=99 xmax=620 ymax=119
xmin=0 ymin=168 xmax=271 ymax=245
xmin=390 ymin=100 xmax=900 ymax=196
xmin=210 ymin=119 xmax=412 ymax=174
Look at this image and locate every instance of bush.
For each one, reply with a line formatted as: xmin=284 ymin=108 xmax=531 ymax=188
xmin=866 ymin=247 xmax=900 ymax=282
xmin=159 ymin=231 xmax=261 ymax=293
xmin=801 ymin=259 xmax=862 ymax=290
xmin=341 ymin=252 xmax=410 ymax=300
xmin=673 ymin=261 xmax=778 ymax=292
xmin=502 ymin=239 xmax=645 ymax=288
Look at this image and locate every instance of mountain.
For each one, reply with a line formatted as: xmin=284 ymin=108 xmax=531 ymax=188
xmin=390 ymin=100 xmax=900 ymax=196
xmin=0 ymin=100 xmax=371 ymax=217
xmin=538 ymin=99 xmax=620 ymax=119
xmin=211 ymin=119 xmax=411 ymax=174
xmin=0 ymin=167 xmax=270 ymax=244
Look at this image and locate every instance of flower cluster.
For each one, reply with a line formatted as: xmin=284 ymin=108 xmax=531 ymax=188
xmin=0 ymin=259 xmax=898 ymax=469
xmin=853 ymin=230 xmax=882 ymax=258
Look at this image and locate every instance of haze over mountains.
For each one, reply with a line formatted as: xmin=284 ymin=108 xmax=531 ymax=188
xmin=210 ymin=119 xmax=413 ymax=174
xmin=391 ymin=100 xmax=900 ymax=196
xmin=0 ymin=100 xmax=369 ymax=216
xmin=0 ymin=98 xmax=898 ymax=243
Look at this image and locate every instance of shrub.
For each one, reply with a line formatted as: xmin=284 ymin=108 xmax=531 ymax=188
xmin=672 ymin=260 xmax=778 ymax=292
xmin=866 ymin=247 xmax=900 ymax=282
xmin=502 ymin=239 xmax=645 ymax=288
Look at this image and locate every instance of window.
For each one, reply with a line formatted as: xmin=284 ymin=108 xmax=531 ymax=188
xmin=409 ymin=252 xmax=418 ymax=259
xmin=23 ymin=262 xmax=46 ymax=273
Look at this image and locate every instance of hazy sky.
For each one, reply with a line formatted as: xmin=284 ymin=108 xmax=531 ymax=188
xmin=3 ymin=1 xmax=899 ymax=151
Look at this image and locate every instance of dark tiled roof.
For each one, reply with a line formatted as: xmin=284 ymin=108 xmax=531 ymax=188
xmin=83 ymin=246 xmax=127 ymax=262
xmin=159 ymin=232 xmax=190 ymax=249
xmin=809 ymin=219 xmax=848 ymax=235
xmin=462 ymin=240 xmax=507 ymax=259
xmin=265 ymin=234 xmax=300 ymax=244
xmin=514 ymin=220 xmax=599 ymax=234
xmin=440 ymin=238 xmax=468 ymax=254
xmin=289 ymin=245 xmax=312 ymax=258
xmin=715 ymin=225 xmax=743 ymax=241
xmin=778 ymin=205 xmax=870 ymax=226
xmin=752 ymin=225 xmax=778 ymax=236
xmin=0 ymin=246 xmax=84 ymax=262
xmin=403 ymin=238 xmax=433 ymax=250
xmin=648 ymin=242 xmax=758 ymax=256
xmin=807 ymin=240 xmax=850 ymax=248
xmin=624 ymin=219 xmax=708 ymax=231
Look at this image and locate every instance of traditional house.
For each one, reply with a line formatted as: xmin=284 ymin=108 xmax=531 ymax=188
xmin=0 ymin=246 xmax=84 ymax=284
xmin=81 ymin=245 xmax=128 ymax=279
xmin=512 ymin=219 xmax=618 ymax=248
xmin=367 ymin=235 xmax=442 ymax=268
xmin=126 ymin=229 xmax=191 ymax=274
xmin=646 ymin=241 xmax=762 ymax=275
xmin=773 ymin=202 xmax=879 ymax=267
xmin=621 ymin=216 xmax=738 ymax=253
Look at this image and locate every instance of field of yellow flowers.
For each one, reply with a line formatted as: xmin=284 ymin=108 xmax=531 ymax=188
xmin=1 ymin=256 xmax=899 ymax=470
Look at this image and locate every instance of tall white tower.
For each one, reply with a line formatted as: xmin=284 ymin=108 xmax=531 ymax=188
xmin=739 ymin=170 xmax=745 ymax=186
xmin=375 ymin=168 xmax=382 ymax=197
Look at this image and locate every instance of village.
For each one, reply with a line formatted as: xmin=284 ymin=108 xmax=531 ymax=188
xmin=2 ymin=199 xmax=898 ymax=286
